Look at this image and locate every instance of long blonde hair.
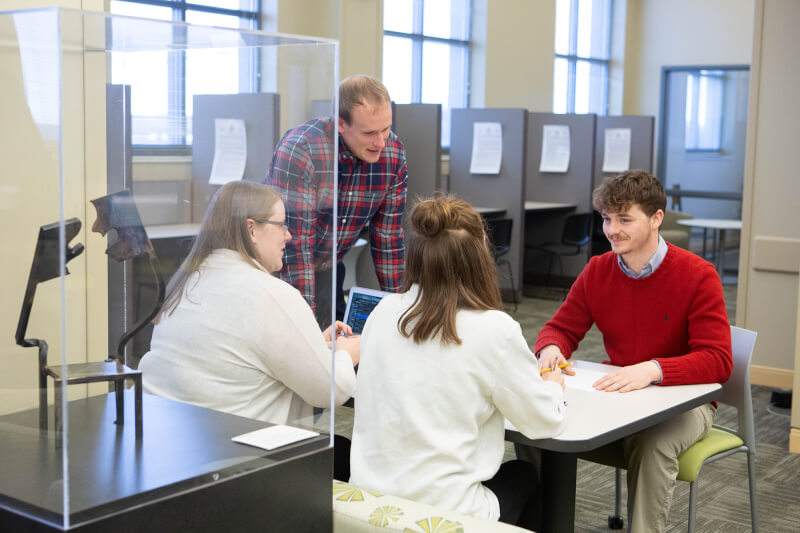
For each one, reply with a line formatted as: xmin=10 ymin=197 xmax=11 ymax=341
xmin=156 ymin=181 xmax=282 ymax=321
xmin=399 ymin=195 xmax=503 ymax=345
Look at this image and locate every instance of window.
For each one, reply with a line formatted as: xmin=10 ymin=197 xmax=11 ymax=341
xmin=684 ymin=71 xmax=724 ymax=151
xmin=382 ymin=0 xmax=471 ymax=147
xmin=109 ymin=1 xmax=260 ymax=154
xmin=553 ymin=0 xmax=611 ymax=115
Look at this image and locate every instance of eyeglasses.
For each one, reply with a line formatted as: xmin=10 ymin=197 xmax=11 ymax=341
xmin=262 ymin=220 xmax=289 ymax=233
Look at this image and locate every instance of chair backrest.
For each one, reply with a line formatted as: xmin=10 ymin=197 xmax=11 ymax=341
xmin=720 ymin=325 xmax=758 ymax=450
xmin=485 ymin=217 xmax=512 ymax=259
xmin=561 ymin=213 xmax=592 ymax=247
xmin=660 ymin=208 xmax=693 ymax=233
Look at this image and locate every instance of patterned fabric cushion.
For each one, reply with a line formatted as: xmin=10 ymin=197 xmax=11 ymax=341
xmin=332 ymin=480 xmax=534 ymax=533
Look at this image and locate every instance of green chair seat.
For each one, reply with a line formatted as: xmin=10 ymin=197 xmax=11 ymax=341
xmin=677 ymin=427 xmax=744 ymax=482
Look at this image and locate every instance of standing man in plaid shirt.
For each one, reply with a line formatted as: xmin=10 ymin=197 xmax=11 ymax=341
xmin=265 ymin=75 xmax=407 ymax=324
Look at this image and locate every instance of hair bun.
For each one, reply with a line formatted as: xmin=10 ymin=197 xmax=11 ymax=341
xmin=411 ymin=198 xmax=455 ymax=238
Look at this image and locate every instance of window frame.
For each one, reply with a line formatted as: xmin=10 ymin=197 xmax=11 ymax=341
xmin=684 ymin=70 xmax=725 ymax=153
xmin=110 ymin=0 xmax=261 ymax=156
xmin=553 ymin=0 xmax=612 ymax=115
xmin=382 ymin=0 xmax=472 ymax=148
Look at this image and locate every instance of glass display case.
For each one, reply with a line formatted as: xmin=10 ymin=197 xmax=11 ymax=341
xmin=0 ymin=7 xmax=339 ymax=531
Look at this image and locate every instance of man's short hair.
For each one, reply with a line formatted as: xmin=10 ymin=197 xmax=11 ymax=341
xmin=592 ymin=170 xmax=666 ymax=216
xmin=339 ymin=75 xmax=391 ymax=124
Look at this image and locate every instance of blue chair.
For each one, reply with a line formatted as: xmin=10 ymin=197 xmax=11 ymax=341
xmin=485 ymin=217 xmax=516 ymax=312
xmin=525 ymin=212 xmax=592 ymax=295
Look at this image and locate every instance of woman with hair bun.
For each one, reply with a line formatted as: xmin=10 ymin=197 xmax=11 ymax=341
xmin=349 ymin=195 xmax=566 ymax=529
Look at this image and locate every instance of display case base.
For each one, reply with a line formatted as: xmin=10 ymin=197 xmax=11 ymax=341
xmin=0 ymin=392 xmax=332 ymax=532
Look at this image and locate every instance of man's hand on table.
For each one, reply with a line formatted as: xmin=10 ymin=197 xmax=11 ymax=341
xmin=592 ymin=361 xmax=662 ymax=393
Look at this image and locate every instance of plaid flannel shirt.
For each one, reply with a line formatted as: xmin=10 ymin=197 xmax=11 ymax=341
xmin=264 ymin=117 xmax=407 ymax=309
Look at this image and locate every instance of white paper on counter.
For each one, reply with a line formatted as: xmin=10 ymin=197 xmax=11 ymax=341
xmin=232 ymin=425 xmax=319 ymax=451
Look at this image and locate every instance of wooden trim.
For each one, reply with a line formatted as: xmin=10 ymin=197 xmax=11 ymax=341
xmin=750 ymin=364 xmax=794 ymax=389
xmin=790 ymin=428 xmax=800 ymax=455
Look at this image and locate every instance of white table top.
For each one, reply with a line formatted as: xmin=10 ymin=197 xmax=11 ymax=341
xmin=676 ymin=218 xmax=742 ymax=230
xmin=525 ymin=201 xmax=577 ymax=211
xmin=146 ymin=223 xmax=201 ymax=240
xmin=506 ymin=360 xmax=721 ymax=452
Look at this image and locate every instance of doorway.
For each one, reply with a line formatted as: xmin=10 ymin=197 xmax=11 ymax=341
xmin=657 ymin=65 xmax=750 ymax=284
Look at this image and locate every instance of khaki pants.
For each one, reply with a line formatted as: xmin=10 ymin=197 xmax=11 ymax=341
xmin=623 ymin=403 xmax=716 ymax=532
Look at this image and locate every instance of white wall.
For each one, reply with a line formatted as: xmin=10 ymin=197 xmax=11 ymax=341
xmin=622 ymin=0 xmax=755 ymax=163
xmin=738 ymin=0 xmax=800 ymax=382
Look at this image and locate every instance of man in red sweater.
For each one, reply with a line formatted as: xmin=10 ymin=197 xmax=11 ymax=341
xmin=533 ymin=170 xmax=732 ymax=532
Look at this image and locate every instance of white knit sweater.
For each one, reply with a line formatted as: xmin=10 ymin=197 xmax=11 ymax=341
xmin=140 ymin=249 xmax=356 ymax=425
xmin=349 ymin=285 xmax=566 ymax=521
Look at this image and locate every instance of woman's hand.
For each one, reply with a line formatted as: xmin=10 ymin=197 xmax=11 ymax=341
xmin=334 ymin=335 xmax=361 ymax=366
xmin=322 ymin=321 xmax=353 ymax=342
xmin=540 ymin=364 xmax=566 ymax=390
xmin=537 ymin=345 xmax=575 ymax=376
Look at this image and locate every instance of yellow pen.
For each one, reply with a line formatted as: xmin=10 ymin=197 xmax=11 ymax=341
xmin=539 ymin=362 xmax=572 ymax=374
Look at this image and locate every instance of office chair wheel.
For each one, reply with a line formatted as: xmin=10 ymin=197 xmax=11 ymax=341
xmin=608 ymin=515 xmax=624 ymax=530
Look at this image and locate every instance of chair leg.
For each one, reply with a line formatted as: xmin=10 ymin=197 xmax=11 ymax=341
xmin=545 ymin=253 xmax=554 ymax=292
xmin=747 ymin=451 xmax=759 ymax=532
xmin=502 ymin=260 xmax=517 ymax=312
xmin=688 ymin=480 xmax=697 ymax=533
xmin=608 ymin=467 xmax=624 ymax=529
xmin=555 ymin=254 xmax=567 ymax=299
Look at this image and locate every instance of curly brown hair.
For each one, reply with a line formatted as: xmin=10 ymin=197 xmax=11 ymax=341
xmin=591 ymin=169 xmax=666 ymax=216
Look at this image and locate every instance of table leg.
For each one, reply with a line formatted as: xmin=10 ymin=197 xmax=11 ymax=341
xmin=540 ymin=449 xmax=578 ymax=533
xmin=715 ymin=229 xmax=727 ymax=279
xmin=701 ymin=228 xmax=708 ymax=259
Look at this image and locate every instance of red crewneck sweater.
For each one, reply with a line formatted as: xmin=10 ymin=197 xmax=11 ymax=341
xmin=534 ymin=244 xmax=732 ymax=386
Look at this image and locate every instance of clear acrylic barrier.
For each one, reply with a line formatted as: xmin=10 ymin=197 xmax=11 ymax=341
xmin=0 ymin=7 xmax=338 ymax=529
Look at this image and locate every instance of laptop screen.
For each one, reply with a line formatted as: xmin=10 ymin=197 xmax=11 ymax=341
xmin=343 ymin=287 xmax=389 ymax=335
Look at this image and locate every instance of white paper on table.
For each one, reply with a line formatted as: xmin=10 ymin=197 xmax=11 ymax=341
xmin=232 ymin=425 xmax=319 ymax=451
xmin=601 ymin=128 xmax=631 ymax=173
xmin=539 ymin=124 xmax=571 ymax=173
xmin=209 ymin=118 xmax=247 ymax=185
xmin=564 ymin=366 xmax=608 ymax=392
xmin=469 ymin=122 xmax=503 ymax=174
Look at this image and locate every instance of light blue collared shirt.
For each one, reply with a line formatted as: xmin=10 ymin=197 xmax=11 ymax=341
xmin=617 ymin=235 xmax=669 ymax=279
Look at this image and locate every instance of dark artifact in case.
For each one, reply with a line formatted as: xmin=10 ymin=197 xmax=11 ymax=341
xmin=15 ymin=191 xmax=165 ymax=438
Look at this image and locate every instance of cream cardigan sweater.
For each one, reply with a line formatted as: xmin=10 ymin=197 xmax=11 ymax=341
xmin=140 ymin=249 xmax=356 ymax=425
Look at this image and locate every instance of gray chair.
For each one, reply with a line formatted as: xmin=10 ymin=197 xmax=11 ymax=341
xmin=600 ymin=326 xmax=759 ymax=532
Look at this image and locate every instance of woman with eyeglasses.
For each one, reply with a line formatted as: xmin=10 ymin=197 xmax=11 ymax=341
xmin=140 ymin=181 xmax=359 ymax=431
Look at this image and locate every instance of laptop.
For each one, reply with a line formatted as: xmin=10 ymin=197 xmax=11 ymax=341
xmin=342 ymin=286 xmax=390 ymax=335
